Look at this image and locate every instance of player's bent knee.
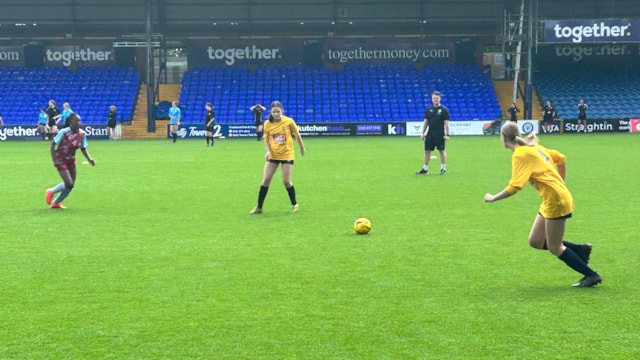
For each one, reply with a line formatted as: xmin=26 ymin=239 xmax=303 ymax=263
xmin=528 ymin=237 xmax=544 ymax=249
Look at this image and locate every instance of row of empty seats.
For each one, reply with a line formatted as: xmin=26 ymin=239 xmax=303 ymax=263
xmin=5 ymin=63 xmax=636 ymax=127
xmin=179 ymin=64 xmax=502 ymax=123
xmin=535 ymin=64 xmax=640 ymax=119
xmin=0 ymin=66 xmax=139 ymax=125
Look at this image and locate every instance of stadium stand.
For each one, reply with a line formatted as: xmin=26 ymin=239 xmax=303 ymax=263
xmin=0 ymin=66 xmax=139 ymax=125
xmin=534 ymin=64 xmax=640 ymax=119
xmin=179 ymin=64 xmax=502 ymax=123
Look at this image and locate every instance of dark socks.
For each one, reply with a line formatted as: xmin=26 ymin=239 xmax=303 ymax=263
xmin=210 ymin=137 xmax=214 ymax=146
xmin=562 ymin=240 xmax=582 ymax=254
xmin=172 ymin=133 xmax=177 ymax=143
xmin=286 ymin=185 xmax=297 ymax=205
xmin=558 ymin=248 xmax=597 ymax=277
xmin=543 ymin=239 xmax=583 ymax=253
xmin=206 ymin=137 xmax=210 ymax=145
xmin=257 ymin=186 xmax=269 ymax=209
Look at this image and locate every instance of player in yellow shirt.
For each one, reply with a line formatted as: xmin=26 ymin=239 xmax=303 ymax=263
xmin=250 ymin=101 xmax=305 ymax=214
xmin=484 ymin=122 xmax=601 ymax=287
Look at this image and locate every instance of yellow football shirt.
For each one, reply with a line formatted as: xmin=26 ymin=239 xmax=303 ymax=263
xmin=506 ymin=144 xmax=574 ymax=218
xmin=263 ymin=115 xmax=300 ymax=161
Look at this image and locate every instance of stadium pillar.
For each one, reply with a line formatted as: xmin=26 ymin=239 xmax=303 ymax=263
xmin=524 ymin=0 xmax=534 ymax=120
xmin=145 ymin=0 xmax=156 ymax=133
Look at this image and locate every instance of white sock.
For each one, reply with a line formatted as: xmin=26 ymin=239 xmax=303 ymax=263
xmin=50 ymin=182 xmax=66 ymax=194
xmin=423 ymin=165 xmax=428 ymax=171
xmin=441 ymin=164 xmax=446 ymax=170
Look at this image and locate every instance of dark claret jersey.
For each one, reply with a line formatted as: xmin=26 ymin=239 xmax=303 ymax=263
xmin=424 ymin=105 xmax=450 ymax=138
xmin=46 ymin=107 xmax=60 ymax=127
xmin=543 ymin=106 xmax=556 ymax=122
xmin=205 ymin=110 xmax=215 ymax=126
xmin=578 ymin=104 xmax=588 ymax=119
xmin=53 ymin=127 xmax=89 ymax=162
xmin=253 ymin=108 xmax=264 ymax=127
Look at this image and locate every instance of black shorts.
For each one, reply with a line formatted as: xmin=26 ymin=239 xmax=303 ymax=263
xmin=424 ymin=137 xmax=445 ymax=151
xmin=269 ymin=159 xmax=294 ymax=165
xmin=205 ymin=126 xmax=214 ymax=132
xmin=577 ymin=116 xmax=587 ymax=121
xmin=541 ymin=118 xmax=554 ymax=124
xmin=540 ymin=212 xmax=573 ymax=220
xmin=48 ymin=120 xmax=56 ymax=127
xmin=107 ymin=122 xmax=116 ymax=129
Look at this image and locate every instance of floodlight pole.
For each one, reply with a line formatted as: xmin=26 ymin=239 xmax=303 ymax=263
xmin=145 ymin=0 xmax=156 ymax=133
xmin=512 ymin=0 xmax=525 ymax=103
xmin=524 ymin=0 xmax=534 ymax=120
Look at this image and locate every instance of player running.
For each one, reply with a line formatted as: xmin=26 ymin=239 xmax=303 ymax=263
xmin=484 ymin=122 xmax=601 ymax=287
xmin=45 ymin=113 xmax=95 ymax=209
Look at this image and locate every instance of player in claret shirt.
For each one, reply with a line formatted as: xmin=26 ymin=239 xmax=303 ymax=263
xmin=45 ymin=113 xmax=95 ymax=209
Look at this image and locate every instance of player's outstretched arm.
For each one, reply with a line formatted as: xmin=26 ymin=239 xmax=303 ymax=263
xmin=81 ymin=148 xmax=96 ymax=166
xmin=297 ymin=134 xmax=305 ymax=156
xmin=484 ymin=189 xmax=512 ymax=203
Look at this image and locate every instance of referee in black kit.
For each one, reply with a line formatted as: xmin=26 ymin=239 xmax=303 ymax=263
xmin=46 ymin=100 xmax=61 ymax=138
xmin=250 ymin=104 xmax=266 ymax=141
xmin=542 ymin=100 xmax=557 ymax=134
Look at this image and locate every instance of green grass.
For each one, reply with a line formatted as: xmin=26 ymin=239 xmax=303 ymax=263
xmin=1 ymin=134 xmax=638 ymax=359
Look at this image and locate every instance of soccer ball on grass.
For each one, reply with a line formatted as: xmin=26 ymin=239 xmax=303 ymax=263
xmin=354 ymin=218 xmax=372 ymax=234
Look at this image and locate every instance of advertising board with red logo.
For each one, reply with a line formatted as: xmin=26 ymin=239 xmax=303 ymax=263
xmin=631 ymin=119 xmax=640 ymax=133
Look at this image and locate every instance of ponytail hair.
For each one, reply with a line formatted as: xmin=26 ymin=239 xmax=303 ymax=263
xmin=501 ymin=121 xmax=537 ymax=146
xmin=514 ymin=136 xmax=530 ymax=146
xmin=524 ymin=133 xmax=538 ymax=146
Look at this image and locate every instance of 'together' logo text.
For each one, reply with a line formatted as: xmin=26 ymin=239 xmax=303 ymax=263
xmin=207 ymin=46 xmax=280 ymax=65
xmin=553 ymin=22 xmax=632 ymax=43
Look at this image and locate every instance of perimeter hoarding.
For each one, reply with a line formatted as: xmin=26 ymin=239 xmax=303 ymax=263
xmin=631 ymin=119 xmax=640 ymax=133
xmin=167 ymin=120 xmax=629 ymax=140
xmin=170 ymin=122 xmax=406 ymax=139
xmin=405 ymin=120 xmax=539 ymax=136
xmin=562 ymin=119 xmax=630 ymax=133
xmin=0 ymin=125 xmax=110 ymax=141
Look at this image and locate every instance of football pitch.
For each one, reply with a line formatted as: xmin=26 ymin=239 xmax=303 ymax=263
xmin=1 ymin=134 xmax=638 ymax=359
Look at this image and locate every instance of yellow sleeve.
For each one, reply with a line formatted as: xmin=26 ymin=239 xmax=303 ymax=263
xmin=547 ymin=149 xmax=566 ymax=165
xmin=506 ymin=152 xmax=532 ymax=194
xmin=289 ymin=119 xmax=300 ymax=138
xmin=263 ymin=122 xmax=271 ymax=141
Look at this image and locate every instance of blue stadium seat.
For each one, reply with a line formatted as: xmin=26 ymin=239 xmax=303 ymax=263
xmin=535 ymin=64 xmax=640 ymax=119
xmin=179 ymin=64 xmax=501 ymax=123
xmin=0 ymin=66 xmax=140 ymax=125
